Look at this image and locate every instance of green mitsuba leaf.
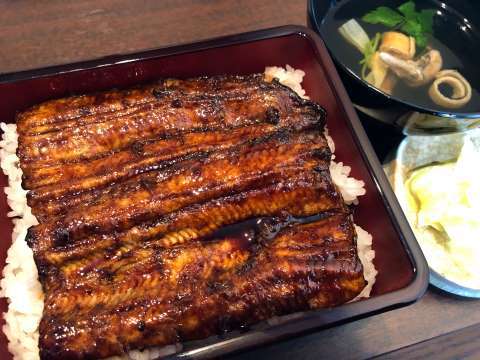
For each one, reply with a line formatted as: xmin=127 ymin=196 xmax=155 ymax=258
xmin=418 ymin=9 xmax=435 ymax=33
xmin=362 ymin=7 xmax=404 ymax=27
xmin=362 ymin=1 xmax=436 ymax=50
xmin=397 ymin=1 xmax=416 ymax=18
xmin=401 ymin=18 xmax=422 ymax=36
xmin=414 ymin=33 xmax=427 ymax=48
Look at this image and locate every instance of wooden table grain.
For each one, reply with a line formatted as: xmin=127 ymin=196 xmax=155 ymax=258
xmin=1 ymin=1 xmax=479 ymax=359
xmin=0 ymin=0 xmax=306 ymax=74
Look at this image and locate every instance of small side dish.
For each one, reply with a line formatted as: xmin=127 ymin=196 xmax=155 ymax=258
xmin=0 ymin=66 xmax=375 ymax=360
xmin=404 ymin=136 xmax=480 ymax=290
xmin=387 ymin=131 xmax=480 ymax=291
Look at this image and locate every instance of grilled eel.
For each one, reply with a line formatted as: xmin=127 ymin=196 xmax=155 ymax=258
xmin=16 ymin=74 xmax=367 ymax=359
xmin=27 ymin=129 xmax=331 ymax=220
xmin=18 ymin=74 xmax=320 ymax=167
xmin=39 ymin=214 xmax=365 ymax=360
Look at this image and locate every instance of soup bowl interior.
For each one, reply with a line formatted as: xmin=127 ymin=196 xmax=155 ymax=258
xmin=318 ymin=0 xmax=480 ymax=134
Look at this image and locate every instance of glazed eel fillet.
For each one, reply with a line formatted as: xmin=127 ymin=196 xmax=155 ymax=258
xmin=17 ymin=74 xmax=367 ymax=359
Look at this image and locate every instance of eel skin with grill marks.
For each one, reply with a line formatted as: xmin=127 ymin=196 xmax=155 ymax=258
xmin=16 ymin=74 xmax=366 ymax=359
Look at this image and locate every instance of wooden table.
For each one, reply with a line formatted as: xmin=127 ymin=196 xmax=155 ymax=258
xmin=1 ymin=1 xmax=479 ymax=359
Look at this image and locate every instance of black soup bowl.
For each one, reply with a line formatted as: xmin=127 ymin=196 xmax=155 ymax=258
xmin=309 ymin=0 xmax=480 ymax=134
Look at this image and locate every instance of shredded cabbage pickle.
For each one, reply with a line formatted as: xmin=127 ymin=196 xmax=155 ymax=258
xmin=405 ymin=136 xmax=480 ymax=289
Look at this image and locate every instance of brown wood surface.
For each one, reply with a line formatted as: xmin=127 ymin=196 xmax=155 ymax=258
xmin=0 ymin=0 xmax=305 ymax=74
xmin=1 ymin=1 xmax=479 ymax=359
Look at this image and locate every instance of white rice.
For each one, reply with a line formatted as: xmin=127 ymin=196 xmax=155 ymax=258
xmin=0 ymin=66 xmax=376 ymax=360
xmin=0 ymin=123 xmax=42 ymax=360
xmin=329 ymin=161 xmax=367 ymax=205
xmin=264 ymin=65 xmax=310 ymax=99
xmin=353 ymin=225 xmax=377 ymax=300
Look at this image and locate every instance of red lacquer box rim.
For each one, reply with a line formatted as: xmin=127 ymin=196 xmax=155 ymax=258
xmin=0 ymin=25 xmax=428 ymax=359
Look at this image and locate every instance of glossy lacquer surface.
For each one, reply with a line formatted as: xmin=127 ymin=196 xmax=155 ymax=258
xmin=0 ymin=26 xmax=427 ymax=359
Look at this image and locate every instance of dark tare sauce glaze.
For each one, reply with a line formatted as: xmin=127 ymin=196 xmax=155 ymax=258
xmin=323 ymin=0 xmax=480 ymax=113
xmin=202 ymin=212 xmax=341 ymax=250
xmin=198 ymin=211 xmax=351 ymax=335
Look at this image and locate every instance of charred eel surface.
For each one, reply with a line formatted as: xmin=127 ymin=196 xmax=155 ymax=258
xmin=39 ymin=214 xmax=365 ymax=360
xmin=16 ymin=74 xmax=366 ymax=360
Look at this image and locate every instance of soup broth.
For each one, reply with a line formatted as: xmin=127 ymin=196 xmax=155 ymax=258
xmin=324 ymin=0 xmax=480 ymax=113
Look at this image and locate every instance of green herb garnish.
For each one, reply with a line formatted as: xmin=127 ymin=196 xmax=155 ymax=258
xmin=359 ymin=32 xmax=381 ymax=79
xmin=362 ymin=7 xmax=404 ymax=27
xmin=362 ymin=1 xmax=435 ymax=48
